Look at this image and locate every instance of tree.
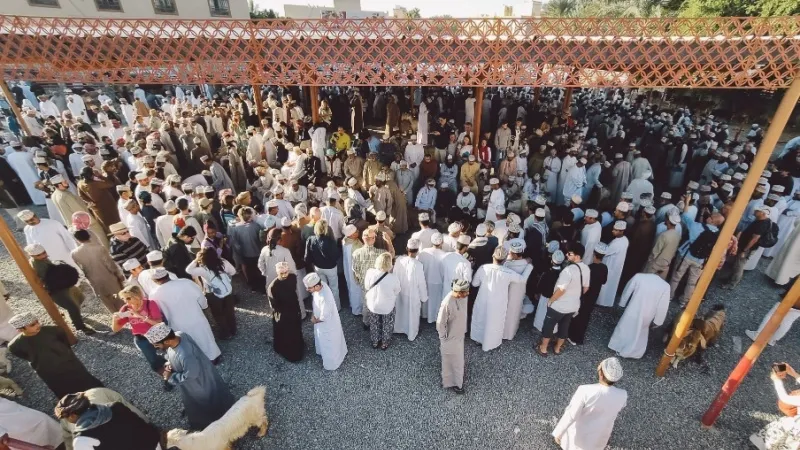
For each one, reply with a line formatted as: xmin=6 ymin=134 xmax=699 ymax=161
xmin=544 ymin=0 xmax=581 ymax=17
xmin=249 ymin=0 xmax=280 ymax=19
xmin=679 ymin=0 xmax=800 ymax=17
xmin=406 ymin=7 xmax=422 ymax=19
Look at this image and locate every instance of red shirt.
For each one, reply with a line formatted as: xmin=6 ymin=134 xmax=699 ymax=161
xmin=117 ymin=300 xmax=163 ymax=336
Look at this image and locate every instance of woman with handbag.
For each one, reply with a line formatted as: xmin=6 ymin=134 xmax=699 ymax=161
xmin=364 ymin=252 xmax=401 ymax=350
xmin=186 ymin=247 xmax=238 ymax=340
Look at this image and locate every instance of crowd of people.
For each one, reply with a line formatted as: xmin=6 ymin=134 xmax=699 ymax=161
xmin=0 ymin=82 xmax=799 ymax=449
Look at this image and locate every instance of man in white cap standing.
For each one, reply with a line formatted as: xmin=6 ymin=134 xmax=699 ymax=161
xmin=440 ymin=233 xmax=473 ymax=309
xmin=442 ymin=222 xmax=462 ymax=252
xmin=471 ymin=246 xmax=530 ymax=352
xmin=9 ymin=312 xmax=103 ymax=398
xmin=486 ymin=178 xmax=505 ymax=222
xmin=414 ymin=179 xmax=437 ymax=220
xmin=436 ymin=278 xmax=470 ymax=394
xmin=124 ymin=199 xmax=156 ymax=251
xmin=137 ymin=250 xmax=177 ymax=296
xmin=19 ymin=209 xmax=79 ymax=269
xmin=552 ymin=357 xmax=627 ymax=450
xmin=580 ymin=209 xmax=602 ymax=262
xmin=644 ymin=213 xmax=681 ymax=279
xmin=608 ymin=272 xmax=670 ymax=359
xmin=419 ymin=232 xmax=446 ymax=323
xmin=596 ymin=221 xmax=629 ymax=308
xmin=304 ymin=273 xmax=347 ymax=371
xmin=393 ymin=239 xmax=428 ymax=341
xmin=145 ymin=323 xmax=234 ymax=429
xmin=149 ymin=267 xmax=221 ymax=362
xmin=410 ymin=212 xmax=436 ymax=250
xmin=562 ymin=157 xmax=587 ymax=207
xmin=627 ymin=170 xmax=654 ymax=211
xmin=503 ymin=239 xmax=534 ymax=340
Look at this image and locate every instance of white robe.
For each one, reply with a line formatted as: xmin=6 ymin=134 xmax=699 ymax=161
xmin=764 ymin=200 xmax=799 ymax=258
xmin=608 ymin=274 xmax=670 ymax=359
xmin=596 ymin=236 xmax=629 ymax=307
xmin=439 ymin=251 xmax=473 ymax=321
xmin=417 ymin=103 xmax=429 ymax=146
xmin=120 ymin=103 xmax=135 ymax=125
xmin=766 ymin=217 xmax=800 ymax=285
xmin=464 ymin=97 xmax=476 ymax=125
xmin=6 ymin=150 xmax=45 ymax=205
xmin=312 ymin=283 xmax=348 ymax=370
xmin=393 ymin=256 xmax=428 ymax=341
xmin=552 ymin=384 xmax=628 ymax=450
xmin=126 ymin=212 xmax=156 ymax=250
xmin=311 ymin=126 xmax=327 ymax=173
xmin=544 ymin=156 xmax=561 ymax=204
xmin=342 ymin=239 xmax=363 ymax=315
xmin=557 ymin=155 xmax=576 ymax=205
xmin=24 ymin=219 xmax=78 ymax=269
xmin=66 ymin=94 xmax=89 ymax=122
xmin=471 ymin=264 xmax=528 ymax=351
xmin=405 ymin=143 xmax=425 ymax=181
xmin=39 ymin=100 xmax=60 ymax=119
xmin=411 ymin=228 xmax=436 ymax=251
xmin=419 ymin=247 xmax=446 ymax=322
xmin=562 ymin=165 xmax=586 ymax=206
xmin=580 ymin=222 xmax=602 ymax=262
xmin=0 ymin=397 xmax=64 ymax=448
xmin=486 ymin=188 xmax=506 ymax=223
xmin=502 ymin=259 xmax=533 ymax=340
xmin=151 ymin=279 xmax=221 ymax=360
xmin=137 ymin=267 xmax=178 ymax=297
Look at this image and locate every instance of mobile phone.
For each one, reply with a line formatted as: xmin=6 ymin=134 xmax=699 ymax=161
xmin=774 ymin=363 xmax=787 ymax=372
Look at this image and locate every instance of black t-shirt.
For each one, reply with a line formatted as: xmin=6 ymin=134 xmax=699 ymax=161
xmin=740 ymin=218 xmax=771 ymax=250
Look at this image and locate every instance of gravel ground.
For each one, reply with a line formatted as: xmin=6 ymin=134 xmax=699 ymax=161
xmin=2 ymin=206 xmax=798 ymax=450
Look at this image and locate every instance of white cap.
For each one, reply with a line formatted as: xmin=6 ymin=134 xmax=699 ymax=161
xmin=613 ymin=220 xmax=627 ymax=230
xmin=8 ymin=312 xmax=38 ymax=329
xmin=448 ymin=222 xmax=462 ymax=233
xmin=407 ymin=238 xmax=420 ymax=250
xmin=24 ymin=243 xmax=45 ymax=256
xmin=431 ymin=232 xmax=444 ymax=246
xmin=276 ymin=261 xmax=291 ymax=274
xmin=489 ymin=178 xmax=499 ymax=185
xmin=146 ymin=250 xmax=163 ymax=262
xmin=495 ymin=206 xmax=506 ymax=215
xmin=600 ymin=357 xmax=624 ymax=382
xmin=661 ymin=192 xmax=672 ymax=200
xmin=16 ymin=210 xmax=35 ymax=221
xmin=272 ymin=186 xmax=284 ymax=195
xmin=50 ymin=174 xmax=65 ymax=184
xmin=594 ymin=242 xmax=609 ymax=255
xmin=144 ymin=323 xmax=173 ymax=344
xmin=571 ymin=195 xmax=582 ymax=205
xmin=475 ymin=224 xmax=488 ymax=236
xmin=122 ymin=259 xmax=141 ymax=271
xmin=616 ymin=202 xmax=630 ymax=213
xmin=303 ymin=272 xmax=321 ymax=288
xmin=508 ymin=239 xmax=525 ymax=254
xmin=281 ymin=217 xmax=292 ymax=227
xmin=418 ymin=212 xmax=430 ymax=221
xmin=457 ymin=235 xmax=471 ymax=245
xmin=347 ymin=178 xmax=358 ymax=187
xmin=152 ymin=267 xmax=169 ymax=279
xmin=376 ymin=211 xmax=387 ymax=221
xmin=585 ymin=209 xmax=598 ymax=218
xmin=551 ymin=250 xmax=565 ymax=264
xmin=644 ymin=205 xmax=656 ymax=215
xmin=343 ymin=224 xmax=357 ymax=237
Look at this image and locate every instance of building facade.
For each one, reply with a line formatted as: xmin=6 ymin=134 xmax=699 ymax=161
xmin=284 ymin=0 xmax=386 ymax=19
xmin=2 ymin=0 xmax=250 ymax=19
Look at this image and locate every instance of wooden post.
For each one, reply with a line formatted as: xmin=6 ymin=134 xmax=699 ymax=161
xmin=562 ymin=87 xmax=573 ymax=114
xmin=0 ymin=215 xmax=77 ymax=345
xmin=473 ymin=86 xmax=485 ymax=145
xmin=656 ymin=76 xmax=800 ymax=377
xmin=252 ymin=85 xmax=264 ymax=121
xmin=310 ymin=85 xmax=320 ymax=124
xmin=701 ymin=278 xmax=800 ymax=426
xmin=533 ymin=86 xmax=541 ymax=107
xmin=0 ymin=80 xmax=32 ymax=136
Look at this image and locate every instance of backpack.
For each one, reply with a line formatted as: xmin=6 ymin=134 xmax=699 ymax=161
xmin=689 ymin=225 xmax=718 ymax=260
xmin=759 ymin=222 xmax=780 ymax=248
xmin=206 ymin=271 xmax=232 ymax=298
xmin=44 ymin=261 xmax=80 ymax=291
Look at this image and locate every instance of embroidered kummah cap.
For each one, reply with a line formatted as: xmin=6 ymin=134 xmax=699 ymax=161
xmin=493 ymin=246 xmax=508 ymax=260
xmin=448 ymin=222 xmax=462 ymax=233
xmin=146 ymin=250 xmax=163 ymax=262
xmin=551 ymin=250 xmax=565 ymax=264
xmin=8 ymin=312 xmax=37 ymax=329
xmin=475 ymin=224 xmax=488 ymax=237
xmin=376 ymin=211 xmax=387 ymax=221
xmin=24 ymin=243 xmax=45 ymax=256
xmin=16 ymin=210 xmax=35 ymax=221
xmin=600 ymin=357 xmax=624 ymax=382
xmin=585 ymin=209 xmax=598 ymax=218
xmin=534 ymin=195 xmax=546 ymax=206
xmin=275 ymin=262 xmax=290 ymax=274
xmin=547 ymin=241 xmax=560 ymax=253
xmin=661 ymin=192 xmax=672 ymax=200
xmin=594 ymin=243 xmax=609 ymax=255
xmin=457 ymin=235 xmax=471 ymax=246
xmin=452 ymin=279 xmax=470 ymax=292
xmin=418 ymin=212 xmax=430 ymax=221
xmin=347 ymin=178 xmax=358 ymax=187
xmin=535 ymin=208 xmax=546 ymax=218
xmin=343 ymin=224 xmax=357 ymax=237
xmin=616 ymin=202 xmax=630 ymax=213
xmin=407 ymin=238 xmax=421 ymax=250
xmin=122 ymin=259 xmax=141 ymax=271
xmin=152 ymin=267 xmax=169 ymax=279
xmin=281 ymin=217 xmax=292 ymax=227
xmin=644 ymin=206 xmax=656 ymax=215
xmin=303 ymin=272 xmax=321 ymax=288
xmin=571 ymin=195 xmax=582 ymax=205
xmin=508 ymin=239 xmax=526 ymax=254
xmin=144 ymin=323 xmax=173 ymax=344
xmin=613 ymin=220 xmax=627 ymax=230
xmin=431 ymin=232 xmax=444 ymax=246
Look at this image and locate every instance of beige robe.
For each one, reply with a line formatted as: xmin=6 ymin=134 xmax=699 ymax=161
xmin=344 ymin=156 xmax=365 ymax=185
xmin=436 ymin=293 xmax=467 ymax=389
xmin=362 ymin=160 xmax=382 ymax=189
xmin=643 ymin=228 xmax=681 ymax=279
xmin=51 ymin=189 xmax=108 ymax=248
xmin=70 ymin=242 xmax=125 ymax=313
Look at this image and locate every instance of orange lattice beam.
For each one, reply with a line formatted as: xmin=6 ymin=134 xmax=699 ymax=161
xmin=0 ymin=15 xmax=798 ymax=88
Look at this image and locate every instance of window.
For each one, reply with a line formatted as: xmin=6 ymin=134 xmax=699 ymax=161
xmin=208 ymin=0 xmax=231 ymax=17
xmin=28 ymin=0 xmax=60 ymax=6
xmin=152 ymin=0 xmax=178 ymax=14
xmin=94 ymin=0 xmax=123 ymax=11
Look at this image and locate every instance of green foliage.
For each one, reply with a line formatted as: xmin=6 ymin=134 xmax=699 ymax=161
xmin=406 ymin=7 xmax=422 ymax=19
xmin=542 ymin=0 xmax=800 ymax=17
xmin=678 ymin=0 xmax=800 ymax=17
xmin=249 ymin=0 xmax=280 ymax=19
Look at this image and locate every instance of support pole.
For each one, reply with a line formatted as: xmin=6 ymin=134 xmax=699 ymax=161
xmin=656 ymin=77 xmax=800 ymax=377
xmin=562 ymin=87 xmax=573 ymax=115
xmin=701 ymin=278 xmax=800 ymax=426
xmin=533 ymin=87 xmax=541 ymax=108
xmin=473 ymin=86 xmax=485 ymax=145
xmin=0 ymin=80 xmax=32 ymax=136
xmin=252 ymin=85 xmax=264 ymax=121
xmin=310 ymin=85 xmax=320 ymax=124
xmin=0 ymin=215 xmax=77 ymax=345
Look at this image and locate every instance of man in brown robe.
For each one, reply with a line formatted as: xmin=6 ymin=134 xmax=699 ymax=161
xmin=619 ymin=205 xmax=657 ymax=293
xmin=77 ymin=171 xmax=119 ymax=233
xmin=643 ymin=214 xmax=681 ymax=279
xmin=70 ymin=230 xmax=125 ymax=313
xmin=436 ymin=279 xmax=469 ymax=394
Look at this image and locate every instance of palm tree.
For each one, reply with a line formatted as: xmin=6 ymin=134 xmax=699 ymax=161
xmin=544 ymin=0 xmax=581 ymax=17
xmin=406 ymin=7 xmax=422 ymax=19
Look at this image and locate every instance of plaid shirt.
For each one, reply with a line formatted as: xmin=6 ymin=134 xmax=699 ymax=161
xmin=351 ymin=244 xmax=384 ymax=290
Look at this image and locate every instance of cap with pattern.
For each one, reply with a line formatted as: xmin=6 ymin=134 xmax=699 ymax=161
xmin=24 ymin=243 xmax=45 ymax=256
xmin=303 ymin=272 xmax=321 ymax=288
xmin=613 ymin=220 xmax=627 ymax=230
xmin=600 ymin=357 xmax=624 ymax=382
xmin=457 ymin=235 xmax=471 ymax=246
xmin=431 ymin=232 xmax=444 ymax=246
xmin=122 ymin=259 xmax=141 ymax=271
xmin=8 ymin=312 xmax=37 ymax=329
xmin=452 ymin=279 xmax=470 ymax=293
xmin=16 ymin=210 xmax=34 ymax=221
xmin=594 ymin=242 xmax=609 ymax=255
xmin=144 ymin=323 xmax=173 ymax=344
xmin=407 ymin=238 xmax=420 ymax=250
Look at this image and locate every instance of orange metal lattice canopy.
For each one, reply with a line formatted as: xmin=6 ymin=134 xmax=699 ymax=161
xmin=0 ymin=15 xmax=799 ymax=88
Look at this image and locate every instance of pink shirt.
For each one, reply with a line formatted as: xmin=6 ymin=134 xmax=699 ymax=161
xmin=117 ymin=299 xmax=163 ymax=336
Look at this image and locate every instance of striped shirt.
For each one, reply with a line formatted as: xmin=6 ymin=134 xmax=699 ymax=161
xmin=110 ymin=236 xmax=149 ymax=268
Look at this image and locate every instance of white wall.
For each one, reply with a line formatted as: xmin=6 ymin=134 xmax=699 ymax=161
xmin=1 ymin=0 xmax=250 ymax=19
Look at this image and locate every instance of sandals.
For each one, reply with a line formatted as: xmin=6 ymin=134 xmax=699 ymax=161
xmin=380 ymin=343 xmax=390 ymax=351
xmin=534 ymin=345 xmax=548 ymax=357
xmin=553 ymin=347 xmax=564 ymax=356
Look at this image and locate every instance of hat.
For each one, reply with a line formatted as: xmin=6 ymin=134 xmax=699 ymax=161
xmin=281 ymin=217 xmax=292 ymax=227
xmin=509 ymin=239 xmax=526 ymax=254
xmin=614 ymin=153 xmax=623 ymax=159
xmin=579 ymin=157 xmax=588 ymax=164
xmin=418 ymin=212 xmax=430 ymax=221
xmin=33 ymin=156 xmax=48 ymax=164
xmin=303 ymin=272 xmax=321 ymax=288
xmin=768 ymin=193 xmax=781 ymax=201
xmin=661 ymin=192 xmax=672 ymax=200
xmin=347 ymin=178 xmax=358 ymax=187
xmin=644 ymin=205 xmax=656 ymax=215
xmin=109 ymin=222 xmax=128 ymax=234
xmin=758 ymin=177 xmax=768 ymax=185
xmin=616 ymin=202 xmax=630 ymax=213
xmin=489 ymin=178 xmax=499 ymax=185
xmin=551 ymin=250 xmax=565 ymax=264
xmin=146 ymin=250 xmax=163 ymax=262
xmin=475 ymin=224 xmax=488 ymax=237
xmin=151 ymin=267 xmax=169 ymax=280
xmin=144 ymin=323 xmax=173 ymax=344
xmin=343 ymin=224 xmax=357 ymax=237
xmin=462 ymin=186 xmax=471 ymax=193
xmin=122 ymin=259 xmax=141 ymax=271
xmin=266 ymin=199 xmax=279 ymax=209
xmin=407 ymin=238 xmax=420 ymax=250
xmin=547 ymin=241 xmax=560 ymax=253
xmin=483 ymin=185 xmax=491 ymax=192
xmin=621 ymin=192 xmax=633 ymax=200
xmin=613 ymin=220 xmax=627 ymax=231
xmin=457 ymin=235 xmax=471 ymax=245
xmin=376 ymin=210 xmax=387 ymax=221
xmin=493 ymin=246 xmax=508 ymax=260
xmin=16 ymin=210 xmax=34 ymax=221
xmin=585 ymin=209 xmax=598 ymax=218
xmin=665 ymin=213 xmax=680 ymax=225
xmin=600 ymin=357 xmax=624 ymax=382
xmin=534 ymin=195 xmax=547 ymax=206
xmin=535 ymin=208 xmax=546 ymax=218
xmin=733 ymin=172 xmax=745 ymax=181
xmin=275 ymin=261 xmax=290 ymax=274
xmin=150 ymin=178 xmax=163 ymax=186
xmin=452 ymin=279 xmax=471 ymax=292
xmin=722 ymin=183 xmax=734 ymax=192
xmin=441 ymin=182 xmax=449 ymax=189
xmin=431 ymin=232 xmax=444 ymax=246
xmin=448 ymin=222 xmax=462 ymax=233
xmin=772 ymin=185 xmax=786 ymax=193
xmin=50 ymin=174 xmax=65 ymax=184
xmin=375 ymin=173 xmax=387 ymax=182
xmin=755 ymin=185 xmax=768 ymax=193
xmin=272 ymin=186 xmax=284 ymax=195
xmin=571 ymin=195 xmax=582 ymax=205
xmin=8 ymin=312 xmax=37 ymax=329
xmin=24 ymin=243 xmax=45 ymax=256
xmin=594 ymin=242 xmax=609 ymax=255
xmin=763 ymin=170 xmax=772 ymax=178
xmin=495 ymin=205 xmax=506 ymax=215
xmin=508 ymin=223 xmax=521 ymax=234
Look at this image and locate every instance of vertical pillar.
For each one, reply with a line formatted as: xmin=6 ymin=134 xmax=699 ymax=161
xmin=702 ymin=278 xmax=800 ymax=426
xmin=473 ymin=86 xmax=485 ymax=145
xmin=0 ymin=80 xmax=32 ymax=136
xmin=562 ymin=87 xmax=573 ymax=115
xmin=310 ymin=86 xmax=320 ymax=124
xmin=252 ymin=85 xmax=264 ymax=121
xmin=656 ymin=76 xmax=800 ymax=377
xmin=533 ymin=86 xmax=541 ymax=107
xmin=409 ymin=86 xmax=416 ymax=108
xmin=0 ymin=216 xmax=77 ymax=344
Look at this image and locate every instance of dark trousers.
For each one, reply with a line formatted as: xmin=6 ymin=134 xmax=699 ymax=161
xmin=242 ymin=256 xmax=266 ymax=293
xmin=133 ymin=334 xmax=167 ymax=372
xmin=542 ymin=307 xmax=573 ymax=339
xmin=53 ymin=291 xmax=87 ymax=330
xmin=207 ymin=293 xmax=237 ymax=339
